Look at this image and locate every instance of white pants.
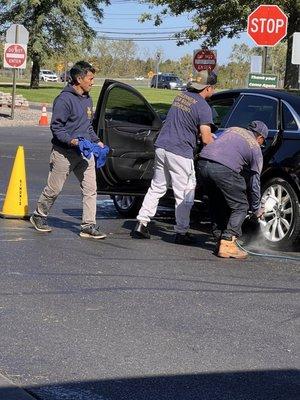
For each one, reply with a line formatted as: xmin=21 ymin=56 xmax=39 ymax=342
xmin=137 ymin=148 xmax=196 ymax=234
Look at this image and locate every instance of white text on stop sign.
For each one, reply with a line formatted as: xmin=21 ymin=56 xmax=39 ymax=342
xmin=250 ymin=18 xmax=285 ymax=33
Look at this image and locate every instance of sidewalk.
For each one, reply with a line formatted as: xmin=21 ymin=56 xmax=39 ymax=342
xmin=0 ymin=373 xmax=36 ymax=400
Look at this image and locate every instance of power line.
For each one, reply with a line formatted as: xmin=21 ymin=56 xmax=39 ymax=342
xmin=98 ymin=26 xmax=194 ymax=31
xmin=96 ymin=30 xmax=189 ymax=35
xmin=96 ymin=36 xmax=191 ymax=41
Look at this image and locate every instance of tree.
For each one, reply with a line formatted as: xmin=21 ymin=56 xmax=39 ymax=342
xmin=229 ymin=42 xmax=287 ymax=86
xmin=141 ymin=0 xmax=300 ymax=89
xmin=0 ymin=0 xmax=110 ymax=88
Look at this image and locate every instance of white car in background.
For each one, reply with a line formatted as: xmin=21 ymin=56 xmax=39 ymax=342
xmin=39 ymin=69 xmax=58 ymax=82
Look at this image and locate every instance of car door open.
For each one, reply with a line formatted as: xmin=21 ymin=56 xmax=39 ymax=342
xmin=94 ymin=80 xmax=162 ymax=186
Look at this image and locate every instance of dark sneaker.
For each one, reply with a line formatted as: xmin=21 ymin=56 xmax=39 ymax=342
xmin=80 ymin=225 xmax=107 ymax=239
xmin=30 ymin=214 xmax=52 ymax=232
xmin=131 ymin=222 xmax=151 ymax=239
xmin=174 ymin=232 xmax=196 ymax=245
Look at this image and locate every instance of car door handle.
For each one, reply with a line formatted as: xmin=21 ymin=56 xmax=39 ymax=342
xmin=136 ymin=129 xmax=152 ymax=136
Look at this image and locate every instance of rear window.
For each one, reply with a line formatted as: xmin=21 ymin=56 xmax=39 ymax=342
xmin=282 ymin=103 xmax=299 ymax=131
xmin=226 ymin=94 xmax=278 ymax=130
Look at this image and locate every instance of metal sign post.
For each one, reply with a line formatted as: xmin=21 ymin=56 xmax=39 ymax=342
xmin=11 ymin=26 xmax=19 ymax=120
xmin=4 ymin=24 xmax=29 ymax=119
xmin=155 ymin=52 xmax=161 ymax=89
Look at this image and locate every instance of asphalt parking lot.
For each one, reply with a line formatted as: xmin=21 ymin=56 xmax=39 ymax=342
xmin=0 ymin=126 xmax=299 ymax=400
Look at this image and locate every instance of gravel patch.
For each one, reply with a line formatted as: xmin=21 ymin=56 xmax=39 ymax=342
xmin=0 ymin=106 xmax=52 ymax=127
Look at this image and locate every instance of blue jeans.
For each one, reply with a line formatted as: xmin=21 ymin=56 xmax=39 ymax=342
xmin=198 ymin=159 xmax=249 ymax=239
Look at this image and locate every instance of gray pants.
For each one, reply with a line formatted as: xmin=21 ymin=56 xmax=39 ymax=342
xmin=137 ymin=148 xmax=196 ymax=234
xmin=34 ymin=146 xmax=97 ymax=228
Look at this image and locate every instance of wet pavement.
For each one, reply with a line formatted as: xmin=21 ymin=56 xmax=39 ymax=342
xmin=0 ymin=126 xmax=299 ymax=400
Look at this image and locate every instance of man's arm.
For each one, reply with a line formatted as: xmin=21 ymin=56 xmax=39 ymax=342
xmin=51 ymin=98 xmax=73 ymax=145
xmin=198 ymin=124 xmax=214 ymax=145
xmin=249 ymin=149 xmax=264 ymax=217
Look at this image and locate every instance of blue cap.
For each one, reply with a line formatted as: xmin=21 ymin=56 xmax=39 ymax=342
xmin=248 ymin=120 xmax=269 ymax=139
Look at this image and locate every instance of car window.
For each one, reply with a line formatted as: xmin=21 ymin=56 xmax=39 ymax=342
xmin=227 ymin=94 xmax=278 ymax=130
xmin=209 ymin=97 xmax=236 ymax=128
xmin=282 ymin=103 xmax=299 ymax=131
xmin=166 ymin=76 xmax=177 ymax=82
xmin=105 ymin=86 xmax=155 ymax=126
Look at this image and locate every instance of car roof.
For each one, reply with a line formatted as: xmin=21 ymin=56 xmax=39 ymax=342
xmin=214 ymin=88 xmax=300 ymax=109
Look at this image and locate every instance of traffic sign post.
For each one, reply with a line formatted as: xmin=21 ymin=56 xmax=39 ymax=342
xmin=4 ymin=24 xmax=29 ymax=119
xmin=291 ymin=32 xmax=300 ymax=88
xmin=155 ymin=52 xmax=161 ymax=89
xmin=247 ymin=5 xmax=288 ymax=74
xmin=193 ymin=49 xmax=216 ymax=73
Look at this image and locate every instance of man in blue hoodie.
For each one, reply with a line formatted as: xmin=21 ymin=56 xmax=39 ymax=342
xmin=30 ymin=61 xmax=106 ymax=239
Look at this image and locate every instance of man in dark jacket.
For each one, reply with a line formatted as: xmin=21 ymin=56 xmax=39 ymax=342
xmin=198 ymin=120 xmax=268 ymax=258
xmin=30 ymin=61 xmax=106 ymax=239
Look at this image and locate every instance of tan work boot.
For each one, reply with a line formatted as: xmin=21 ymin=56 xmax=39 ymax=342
xmin=218 ymin=237 xmax=248 ymax=259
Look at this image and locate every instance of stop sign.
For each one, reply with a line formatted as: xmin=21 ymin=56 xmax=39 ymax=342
xmin=4 ymin=43 xmax=27 ymax=68
xmin=193 ymin=49 xmax=216 ymax=72
xmin=247 ymin=5 xmax=288 ymax=47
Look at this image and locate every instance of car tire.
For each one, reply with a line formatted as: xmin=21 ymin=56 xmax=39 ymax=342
xmin=259 ymin=177 xmax=300 ymax=249
xmin=112 ymin=195 xmax=143 ymax=217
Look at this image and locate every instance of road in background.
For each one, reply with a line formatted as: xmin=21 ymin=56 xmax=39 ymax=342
xmin=0 ymin=127 xmax=299 ymax=400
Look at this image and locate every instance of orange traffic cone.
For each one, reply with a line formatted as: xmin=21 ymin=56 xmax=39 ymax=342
xmin=39 ymin=104 xmax=48 ymax=126
xmin=0 ymin=146 xmax=29 ymax=220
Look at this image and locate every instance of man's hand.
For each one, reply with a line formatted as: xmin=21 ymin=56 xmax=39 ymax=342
xmin=97 ymin=141 xmax=105 ymax=148
xmin=70 ymin=138 xmax=79 ymax=147
xmin=255 ymin=207 xmax=265 ymax=219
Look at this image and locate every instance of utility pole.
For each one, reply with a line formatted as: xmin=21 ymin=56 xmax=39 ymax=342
xmin=155 ymin=51 xmax=161 ymax=89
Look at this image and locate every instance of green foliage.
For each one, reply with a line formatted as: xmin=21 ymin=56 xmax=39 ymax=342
xmin=88 ymin=38 xmax=193 ymax=79
xmin=141 ymin=0 xmax=300 ymax=88
xmin=0 ymin=0 xmax=110 ymax=87
xmin=226 ymin=42 xmax=288 ymax=86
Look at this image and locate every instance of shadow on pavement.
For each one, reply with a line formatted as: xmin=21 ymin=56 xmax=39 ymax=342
xmin=2 ymin=369 xmax=299 ymax=400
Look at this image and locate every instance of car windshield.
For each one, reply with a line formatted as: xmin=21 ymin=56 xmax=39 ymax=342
xmin=42 ymin=71 xmax=54 ymax=75
xmin=166 ymin=76 xmax=179 ymax=82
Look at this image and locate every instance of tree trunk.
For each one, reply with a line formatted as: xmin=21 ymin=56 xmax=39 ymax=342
xmin=284 ymin=5 xmax=300 ymax=89
xmin=30 ymin=56 xmax=40 ymax=89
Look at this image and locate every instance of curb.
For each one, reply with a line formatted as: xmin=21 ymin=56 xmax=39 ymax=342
xmin=0 ymin=373 xmax=37 ymax=400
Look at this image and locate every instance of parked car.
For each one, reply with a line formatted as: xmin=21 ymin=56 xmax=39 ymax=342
xmin=93 ymin=80 xmax=300 ymax=248
xmin=39 ymin=69 xmax=58 ymax=82
xmin=134 ymin=76 xmax=145 ymax=81
xmin=150 ymin=73 xmax=186 ymax=90
xmin=60 ymin=70 xmax=71 ymax=82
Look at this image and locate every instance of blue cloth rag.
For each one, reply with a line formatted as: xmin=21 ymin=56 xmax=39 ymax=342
xmin=78 ymin=137 xmax=110 ymax=168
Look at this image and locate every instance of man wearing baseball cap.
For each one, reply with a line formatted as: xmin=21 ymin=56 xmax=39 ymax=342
xmin=131 ymin=68 xmax=217 ymax=243
xmin=198 ymin=120 xmax=269 ymax=259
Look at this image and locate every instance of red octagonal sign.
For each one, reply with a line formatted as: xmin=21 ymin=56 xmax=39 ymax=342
xmin=247 ymin=5 xmax=288 ymax=47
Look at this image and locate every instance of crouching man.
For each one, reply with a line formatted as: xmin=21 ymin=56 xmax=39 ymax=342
xmin=198 ymin=121 xmax=268 ymax=259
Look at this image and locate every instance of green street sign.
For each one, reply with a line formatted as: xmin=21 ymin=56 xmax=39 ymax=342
xmin=248 ymin=73 xmax=278 ymax=89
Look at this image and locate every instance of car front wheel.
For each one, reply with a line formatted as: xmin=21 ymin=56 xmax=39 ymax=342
xmin=112 ymin=195 xmax=143 ymax=217
xmin=260 ymin=178 xmax=300 ymax=248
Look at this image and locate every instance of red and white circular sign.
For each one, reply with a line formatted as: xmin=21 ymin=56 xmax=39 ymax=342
xmin=247 ymin=5 xmax=288 ymax=47
xmin=4 ymin=44 xmax=26 ymax=68
xmin=193 ymin=50 xmax=216 ymax=72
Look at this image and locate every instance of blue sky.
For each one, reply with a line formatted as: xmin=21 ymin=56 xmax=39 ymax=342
xmin=92 ymin=0 xmax=255 ymax=65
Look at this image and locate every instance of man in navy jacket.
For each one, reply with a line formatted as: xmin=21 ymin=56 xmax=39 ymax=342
xmin=30 ymin=61 xmax=106 ymax=239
